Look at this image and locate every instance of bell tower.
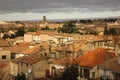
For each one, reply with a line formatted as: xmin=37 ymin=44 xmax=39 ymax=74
xmin=43 ymin=16 xmax=47 ymax=22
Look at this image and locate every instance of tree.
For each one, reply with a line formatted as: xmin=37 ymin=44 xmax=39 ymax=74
xmin=2 ymin=34 xmax=10 ymax=40
xmin=104 ymin=26 xmax=109 ymax=35
xmin=108 ymin=28 xmax=117 ymax=35
xmin=41 ymin=26 xmax=50 ymax=30
xmin=10 ymin=34 xmax=16 ymax=39
xmin=15 ymin=27 xmax=25 ymax=37
xmin=61 ymin=65 xmax=78 ymax=80
xmin=58 ymin=21 xmax=79 ymax=33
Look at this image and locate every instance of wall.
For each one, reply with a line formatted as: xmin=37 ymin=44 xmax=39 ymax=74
xmin=9 ymin=62 xmax=18 ymax=76
xmin=50 ymin=64 xmax=65 ymax=75
xmin=0 ymin=50 xmax=11 ymax=60
xmin=90 ymin=66 xmax=114 ymax=79
xmin=18 ymin=62 xmax=33 ymax=79
xmin=33 ymin=35 xmax=41 ymax=42
xmin=24 ymin=34 xmax=33 ymax=42
xmin=40 ymin=34 xmax=49 ymax=42
xmin=33 ymin=60 xmax=49 ymax=78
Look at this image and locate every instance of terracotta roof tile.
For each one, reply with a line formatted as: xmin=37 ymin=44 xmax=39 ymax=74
xmin=12 ymin=54 xmax=41 ymax=64
xmin=51 ymin=54 xmax=74 ymax=65
xmin=3 ymin=42 xmax=39 ymax=55
xmin=3 ymin=44 xmax=29 ymax=54
xmin=98 ymin=57 xmax=120 ymax=72
xmin=75 ymin=48 xmax=116 ymax=68
xmin=55 ymin=43 xmax=81 ymax=52
xmin=0 ymin=40 xmax=11 ymax=47
xmin=35 ymin=31 xmax=41 ymax=35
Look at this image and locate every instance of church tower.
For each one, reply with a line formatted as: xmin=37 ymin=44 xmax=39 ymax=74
xmin=43 ymin=16 xmax=47 ymax=22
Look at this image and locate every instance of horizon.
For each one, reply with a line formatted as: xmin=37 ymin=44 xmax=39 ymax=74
xmin=1 ymin=15 xmax=120 ymax=22
xmin=0 ymin=0 xmax=120 ymax=21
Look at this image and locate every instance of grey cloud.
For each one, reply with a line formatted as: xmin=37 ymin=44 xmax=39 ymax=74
xmin=0 ymin=0 xmax=120 ymax=14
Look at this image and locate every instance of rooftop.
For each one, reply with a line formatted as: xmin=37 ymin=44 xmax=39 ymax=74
xmin=0 ymin=40 xmax=11 ymax=47
xmin=12 ymin=54 xmax=41 ymax=64
xmin=75 ymin=48 xmax=116 ymax=68
xmin=98 ymin=57 xmax=120 ymax=72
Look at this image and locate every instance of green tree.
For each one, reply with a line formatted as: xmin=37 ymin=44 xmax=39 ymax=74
xmin=2 ymin=34 xmax=10 ymax=40
xmin=108 ymin=28 xmax=117 ymax=35
xmin=41 ymin=26 xmax=50 ymax=30
xmin=104 ymin=26 xmax=109 ymax=35
xmin=10 ymin=34 xmax=16 ymax=39
xmin=15 ymin=27 xmax=25 ymax=37
xmin=61 ymin=65 xmax=78 ymax=80
xmin=58 ymin=21 xmax=79 ymax=33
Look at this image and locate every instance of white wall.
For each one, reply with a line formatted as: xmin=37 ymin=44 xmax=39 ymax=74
xmin=24 ymin=34 xmax=33 ymax=42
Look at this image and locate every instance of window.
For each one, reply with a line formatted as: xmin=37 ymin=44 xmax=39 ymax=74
xmin=80 ymin=68 xmax=83 ymax=78
xmin=92 ymin=72 xmax=95 ymax=79
xmin=26 ymin=63 xmax=28 ymax=68
xmin=2 ymin=55 xmax=6 ymax=59
xmin=11 ymin=54 xmax=15 ymax=59
xmin=21 ymin=62 xmax=23 ymax=66
xmin=13 ymin=66 xmax=16 ymax=71
xmin=84 ymin=69 xmax=90 ymax=79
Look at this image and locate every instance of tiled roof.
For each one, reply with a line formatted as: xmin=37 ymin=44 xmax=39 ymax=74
xmin=38 ymin=30 xmax=57 ymax=35
xmin=55 ymin=42 xmax=81 ymax=52
xmin=0 ymin=40 xmax=11 ymax=47
xmin=75 ymin=48 xmax=116 ymax=68
xmin=98 ymin=57 xmax=120 ymax=72
xmin=24 ymin=32 xmax=36 ymax=35
xmin=12 ymin=54 xmax=41 ymax=64
xmin=12 ymin=36 xmax=24 ymax=41
xmin=3 ymin=43 xmax=29 ymax=54
xmin=51 ymin=54 xmax=74 ymax=65
xmin=35 ymin=31 xmax=41 ymax=35
xmin=3 ymin=42 xmax=39 ymax=54
xmin=22 ymin=47 xmax=39 ymax=54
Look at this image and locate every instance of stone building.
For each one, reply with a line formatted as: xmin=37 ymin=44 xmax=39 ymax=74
xmin=0 ymin=50 xmax=11 ymax=60
xmin=10 ymin=54 xmax=49 ymax=80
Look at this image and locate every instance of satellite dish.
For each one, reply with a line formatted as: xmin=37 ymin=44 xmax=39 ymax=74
xmin=28 ymin=69 xmax=32 ymax=74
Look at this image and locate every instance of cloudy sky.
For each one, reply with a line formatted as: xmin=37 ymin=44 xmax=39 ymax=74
xmin=0 ymin=0 xmax=120 ymax=21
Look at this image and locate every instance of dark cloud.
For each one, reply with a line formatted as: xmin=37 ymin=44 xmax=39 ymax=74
xmin=0 ymin=0 xmax=120 ymax=13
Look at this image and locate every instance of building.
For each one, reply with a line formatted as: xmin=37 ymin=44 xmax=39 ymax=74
xmin=43 ymin=16 xmax=47 ymax=22
xmin=24 ymin=32 xmax=35 ymax=42
xmin=96 ymin=57 xmax=120 ymax=80
xmin=10 ymin=54 xmax=49 ymax=80
xmin=0 ymin=50 xmax=11 ymax=60
xmin=75 ymin=48 xmax=116 ymax=80
xmin=49 ymin=54 xmax=73 ymax=76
